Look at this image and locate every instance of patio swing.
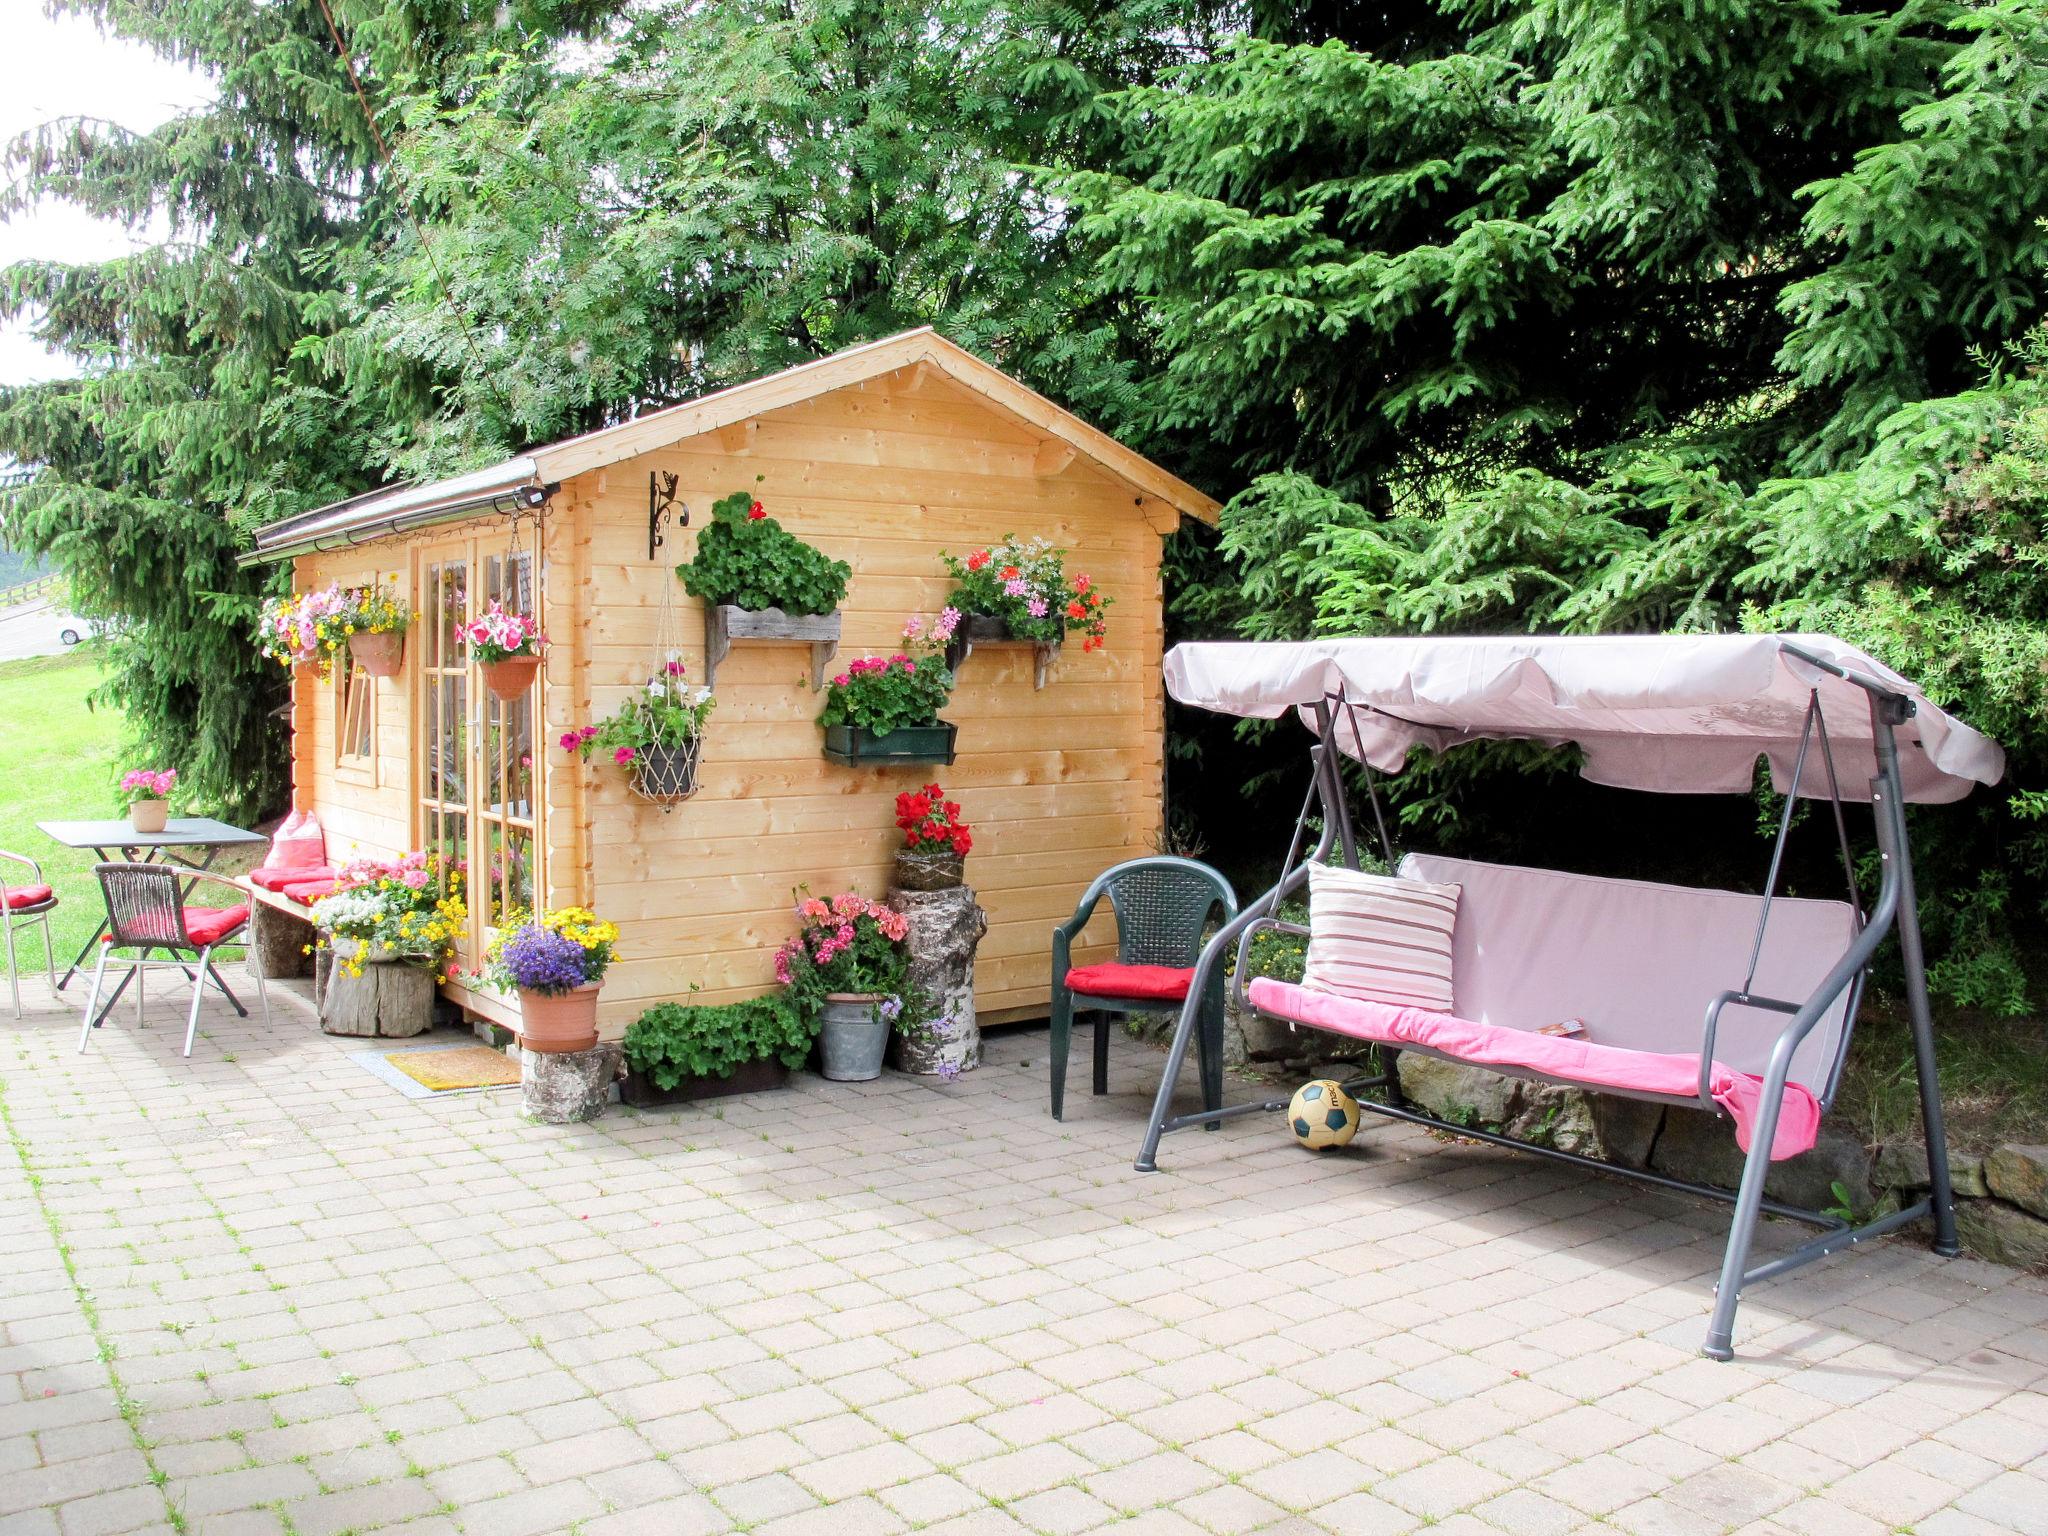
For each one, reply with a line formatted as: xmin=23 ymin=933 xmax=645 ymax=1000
xmin=1135 ymin=633 xmax=2006 ymax=1360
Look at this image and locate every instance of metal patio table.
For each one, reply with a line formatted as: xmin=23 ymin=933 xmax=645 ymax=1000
xmin=36 ymin=818 xmax=267 ymax=990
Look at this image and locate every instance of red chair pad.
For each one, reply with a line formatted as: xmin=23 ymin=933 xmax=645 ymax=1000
xmin=183 ymin=905 xmax=250 ymax=947
xmin=2 ymin=884 xmax=54 ymax=911
xmin=1065 ymin=962 xmax=1194 ymax=1003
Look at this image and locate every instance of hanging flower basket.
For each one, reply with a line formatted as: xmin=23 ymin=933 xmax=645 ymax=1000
xmin=349 ymin=630 xmax=405 ymax=678
xmin=480 ymin=653 xmax=542 ymax=701
xmin=631 ymin=737 xmax=702 ymax=807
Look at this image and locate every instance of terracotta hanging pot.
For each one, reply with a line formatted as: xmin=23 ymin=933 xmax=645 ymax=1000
xmin=516 ymin=983 xmax=600 ymax=1054
xmin=349 ymin=630 xmax=405 ymax=678
xmin=481 ymin=653 xmax=542 ymax=701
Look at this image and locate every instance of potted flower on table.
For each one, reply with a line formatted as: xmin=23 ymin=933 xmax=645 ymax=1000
xmin=563 ymin=655 xmax=715 ymax=806
xmin=119 ymin=769 xmax=177 ymax=834
xmin=773 ymin=892 xmax=918 ymax=1081
xmin=461 ymin=601 xmax=547 ymax=700
xmin=486 ymin=907 xmax=621 ymax=1054
xmin=817 ymin=610 xmax=959 ymax=766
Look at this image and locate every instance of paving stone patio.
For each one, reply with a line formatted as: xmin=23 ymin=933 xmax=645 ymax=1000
xmin=1 ymin=974 xmax=2044 ymax=1536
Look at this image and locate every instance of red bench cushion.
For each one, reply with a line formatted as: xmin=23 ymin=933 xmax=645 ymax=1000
xmin=248 ymin=865 xmax=338 ymax=893
xmin=1066 ymin=963 xmax=1194 ymax=1003
xmin=2 ymin=884 xmax=54 ymax=911
xmin=183 ymin=905 xmax=250 ymax=947
xmin=279 ymin=880 xmax=339 ymax=906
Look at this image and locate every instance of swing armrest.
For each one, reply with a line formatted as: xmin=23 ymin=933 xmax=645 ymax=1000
xmin=1231 ymin=917 xmax=1309 ymax=1014
xmin=1696 ymin=989 xmax=1804 ymax=1109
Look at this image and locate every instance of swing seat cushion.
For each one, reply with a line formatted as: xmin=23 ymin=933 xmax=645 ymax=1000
xmin=1247 ymin=978 xmax=1822 ymax=1159
xmin=1065 ymin=963 xmax=1194 ymax=1003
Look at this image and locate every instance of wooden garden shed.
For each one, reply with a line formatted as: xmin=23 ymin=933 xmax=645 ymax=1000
xmin=244 ymin=329 xmax=1220 ymax=1037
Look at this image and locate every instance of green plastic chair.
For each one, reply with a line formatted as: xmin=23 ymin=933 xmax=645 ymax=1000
xmin=1049 ymin=856 xmax=1238 ymax=1120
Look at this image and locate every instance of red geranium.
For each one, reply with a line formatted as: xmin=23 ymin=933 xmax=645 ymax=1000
xmin=965 ymin=549 xmax=991 ymax=571
xmin=895 ymin=781 xmax=972 ymax=857
xmin=747 ymin=500 xmax=767 ymax=520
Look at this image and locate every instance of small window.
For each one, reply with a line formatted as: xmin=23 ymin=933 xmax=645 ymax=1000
xmin=338 ymin=659 xmax=375 ymax=767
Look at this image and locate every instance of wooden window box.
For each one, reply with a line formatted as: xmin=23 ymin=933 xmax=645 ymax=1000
xmin=705 ymin=604 xmax=842 ymax=690
xmin=821 ymin=721 xmax=959 ymax=766
xmin=945 ymin=613 xmax=1059 ymax=689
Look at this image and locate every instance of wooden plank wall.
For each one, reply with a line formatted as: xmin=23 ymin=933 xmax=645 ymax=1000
xmin=291 ymin=549 xmax=415 ymax=866
xmin=560 ymin=371 xmax=1162 ymax=1030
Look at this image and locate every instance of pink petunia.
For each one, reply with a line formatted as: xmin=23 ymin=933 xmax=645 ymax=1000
xmin=614 ymin=746 xmax=636 ymax=765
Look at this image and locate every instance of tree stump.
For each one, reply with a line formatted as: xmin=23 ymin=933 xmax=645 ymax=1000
xmin=522 ymin=1042 xmax=621 ymax=1123
xmin=319 ymin=941 xmax=436 ymax=1038
xmin=887 ymin=883 xmax=988 ymax=1075
xmin=247 ymin=900 xmax=314 ymax=980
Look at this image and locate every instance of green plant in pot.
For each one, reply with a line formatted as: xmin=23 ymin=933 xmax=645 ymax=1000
xmin=620 ymin=992 xmax=817 ymax=1104
xmin=816 ymin=611 xmax=959 ymax=764
xmin=679 ymin=490 xmax=850 ymax=616
xmin=773 ymin=892 xmax=921 ymax=1081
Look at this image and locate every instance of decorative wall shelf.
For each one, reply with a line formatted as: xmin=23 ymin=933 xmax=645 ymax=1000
xmin=705 ymin=604 xmax=843 ymax=690
xmin=945 ymin=614 xmax=1059 ymax=690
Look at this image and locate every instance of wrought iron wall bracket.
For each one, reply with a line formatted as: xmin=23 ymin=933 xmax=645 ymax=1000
xmin=648 ymin=471 xmax=687 ymax=560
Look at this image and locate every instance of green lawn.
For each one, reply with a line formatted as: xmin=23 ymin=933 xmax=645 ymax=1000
xmin=0 ymin=649 xmax=124 ymax=972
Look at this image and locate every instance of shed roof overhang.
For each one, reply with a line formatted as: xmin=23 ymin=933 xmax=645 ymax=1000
xmin=242 ymin=329 xmax=1220 ymax=566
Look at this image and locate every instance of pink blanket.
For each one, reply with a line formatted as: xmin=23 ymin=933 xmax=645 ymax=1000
xmin=1245 ymin=978 xmax=1821 ymax=1161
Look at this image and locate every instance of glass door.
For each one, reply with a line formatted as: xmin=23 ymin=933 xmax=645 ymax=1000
xmin=419 ymin=549 xmax=472 ymax=944
xmin=415 ymin=536 xmax=545 ymax=971
xmin=477 ymin=549 xmax=538 ymax=936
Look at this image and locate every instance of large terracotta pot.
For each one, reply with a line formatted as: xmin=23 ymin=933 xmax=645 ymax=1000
xmin=817 ymin=993 xmax=890 ymax=1082
xmin=481 ymin=653 xmax=542 ymax=701
xmin=349 ymin=630 xmax=405 ymax=678
xmin=517 ymin=983 xmax=600 ymax=1054
xmin=128 ymin=799 xmax=168 ymax=835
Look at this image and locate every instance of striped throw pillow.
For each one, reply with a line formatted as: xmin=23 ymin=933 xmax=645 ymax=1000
xmin=1301 ymin=863 xmax=1460 ymax=1012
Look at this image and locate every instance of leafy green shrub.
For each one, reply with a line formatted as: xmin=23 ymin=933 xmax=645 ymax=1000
xmin=679 ymin=490 xmax=850 ymax=616
xmin=1227 ymin=901 xmax=1308 ymax=986
xmin=622 ymin=994 xmax=817 ymax=1087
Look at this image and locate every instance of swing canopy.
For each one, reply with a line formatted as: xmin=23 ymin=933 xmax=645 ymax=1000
xmin=1163 ymin=633 xmax=2004 ymax=803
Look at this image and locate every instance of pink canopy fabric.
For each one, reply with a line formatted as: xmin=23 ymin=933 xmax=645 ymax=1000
xmin=1163 ymin=634 xmax=2003 ymax=803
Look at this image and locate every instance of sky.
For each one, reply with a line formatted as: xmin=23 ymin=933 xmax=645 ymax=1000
xmin=0 ymin=8 xmax=213 ymax=386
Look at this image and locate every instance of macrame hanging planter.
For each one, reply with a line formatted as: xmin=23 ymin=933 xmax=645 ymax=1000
xmin=634 ymin=565 xmax=703 ymax=810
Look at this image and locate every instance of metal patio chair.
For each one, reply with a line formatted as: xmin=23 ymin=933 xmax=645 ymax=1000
xmin=1050 ymin=856 xmax=1237 ymax=1120
xmin=80 ymin=863 xmax=269 ymax=1057
xmin=1 ymin=848 xmax=59 ymax=1019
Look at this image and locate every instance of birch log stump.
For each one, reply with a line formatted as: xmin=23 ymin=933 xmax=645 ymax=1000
xmin=319 ymin=942 xmax=436 ymax=1038
xmin=887 ymin=883 xmax=988 ymax=1075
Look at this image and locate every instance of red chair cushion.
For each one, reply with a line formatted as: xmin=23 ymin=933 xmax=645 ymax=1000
xmin=182 ymin=905 xmax=250 ymax=947
xmin=1065 ymin=962 xmax=1195 ymax=1003
xmin=2 ymin=884 xmax=54 ymax=911
xmin=248 ymin=865 xmax=337 ymax=893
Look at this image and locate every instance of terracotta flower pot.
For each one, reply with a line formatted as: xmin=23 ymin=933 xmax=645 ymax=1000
xmin=349 ymin=630 xmax=405 ymax=678
xmin=128 ymin=799 xmax=168 ymax=835
xmin=517 ymin=982 xmax=600 ymax=1054
xmin=481 ymin=653 xmax=542 ymax=701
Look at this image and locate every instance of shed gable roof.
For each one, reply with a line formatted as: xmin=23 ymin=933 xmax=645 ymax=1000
xmin=247 ymin=329 xmax=1218 ymax=563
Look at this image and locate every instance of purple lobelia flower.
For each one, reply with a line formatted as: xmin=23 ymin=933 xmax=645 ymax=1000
xmin=496 ymin=926 xmax=589 ymax=994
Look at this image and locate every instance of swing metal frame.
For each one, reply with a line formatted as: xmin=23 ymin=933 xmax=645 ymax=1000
xmin=1135 ymin=645 xmax=1960 ymax=1361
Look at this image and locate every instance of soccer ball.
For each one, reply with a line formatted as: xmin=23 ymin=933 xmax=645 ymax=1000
xmin=1288 ymin=1079 xmax=1360 ymax=1151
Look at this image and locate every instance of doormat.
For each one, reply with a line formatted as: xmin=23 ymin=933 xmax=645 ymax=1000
xmin=384 ymin=1045 xmax=520 ymax=1091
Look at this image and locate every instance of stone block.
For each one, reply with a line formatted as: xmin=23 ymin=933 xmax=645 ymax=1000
xmin=521 ymin=1042 xmax=621 ymax=1124
xmin=1872 ymin=1136 xmax=1990 ymax=1198
xmin=1392 ymin=1054 xmax=1664 ymax=1166
xmin=247 ymin=899 xmax=314 ymax=980
xmin=1953 ymin=1197 xmax=2048 ymax=1268
xmin=1983 ymin=1144 xmax=2048 ymax=1220
xmin=1651 ymin=1109 xmax=1873 ymax=1214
